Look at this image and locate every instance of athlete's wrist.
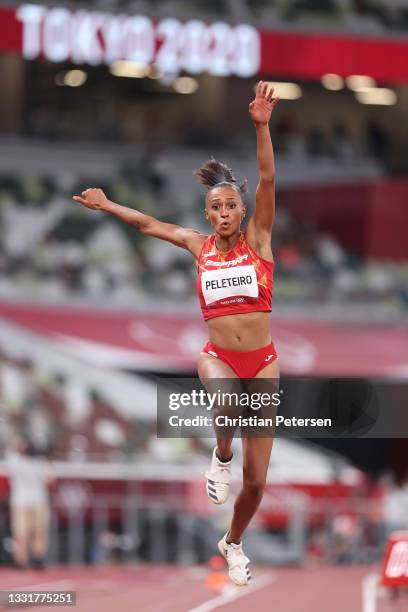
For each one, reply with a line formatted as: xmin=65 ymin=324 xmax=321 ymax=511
xmin=101 ymin=198 xmax=115 ymax=212
xmin=254 ymin=121 xmax=269 ymax=129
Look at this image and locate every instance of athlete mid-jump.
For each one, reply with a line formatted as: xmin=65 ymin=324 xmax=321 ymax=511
xmin=73 ymin=81 xmax=280 ymax=586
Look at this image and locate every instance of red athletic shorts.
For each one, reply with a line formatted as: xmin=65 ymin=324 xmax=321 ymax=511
xmin=202 ymin=341 xmax=278 ymax=379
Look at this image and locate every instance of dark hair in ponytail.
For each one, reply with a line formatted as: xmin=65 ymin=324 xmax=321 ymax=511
xmin=194 ymin=157 xmax=248 ymax=196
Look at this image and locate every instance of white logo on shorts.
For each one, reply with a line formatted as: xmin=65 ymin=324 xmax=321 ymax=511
xmin=265 ymin=354 xmax=274 ymax=362
xmin=208 ymin=350 xmax=218 ymax=358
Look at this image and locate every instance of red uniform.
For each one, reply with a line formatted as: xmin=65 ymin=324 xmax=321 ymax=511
xmin=197 ymin=232 xmax=273 ymax=320
xmin=197 ymin=232 xmax=277 ymax=378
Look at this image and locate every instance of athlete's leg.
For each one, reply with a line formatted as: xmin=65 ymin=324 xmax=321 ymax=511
xmin=198 ymin=352 xmax=242 ymax=505
xmin=227 ymin=359 xmax=279 ymax=543
xmin=31 ymin=506 xmax=49 ymax=565
xmin=197 ymin=352 xmax=239 ymax=460
xmin=11 ymin=507 xmax=30 ymax=567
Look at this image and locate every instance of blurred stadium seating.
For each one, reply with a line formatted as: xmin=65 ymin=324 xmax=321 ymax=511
xmin=0 ymin=136 xmax=406 ymax=313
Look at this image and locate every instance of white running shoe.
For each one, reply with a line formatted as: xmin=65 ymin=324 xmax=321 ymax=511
xmin=217 ymin=532 xmax=251 ymax=586
xmin=205 ymin=447 xmax=232 ymax=505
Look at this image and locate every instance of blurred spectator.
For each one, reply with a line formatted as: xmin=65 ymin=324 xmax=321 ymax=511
xmin=274 ymin=115 xmax=302 ymax=155
xmin=383 ymin=473 xmax=408 ymax=535
xmin=277 ymin=242 xmax=302 ymax=275
xmin=307 ymin=127 xmax=328 ymax=157
xmin=330 ymin=122 xmax=355 ymax=161
xmin=136 ymin=150 xmax=168 ymax=197
xmin=328 ymin=514 xmax=361 ymax=564
xmin=5 ymin=436 xmax=54 ymax=569
xmin=316 ymin=234 xmax=346 ymax=274
xmin=285 ymin=0 xmax=339 ymax=21
xmin=366 ymin=120 xmax=390 ymax=164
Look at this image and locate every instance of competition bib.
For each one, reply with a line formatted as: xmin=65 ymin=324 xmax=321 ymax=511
xmin=201 ymin=265 xmax=258 ymax=306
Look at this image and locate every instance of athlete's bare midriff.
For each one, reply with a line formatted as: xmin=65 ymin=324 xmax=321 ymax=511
xmin=205 ymin=311 xmax=271 ymax=351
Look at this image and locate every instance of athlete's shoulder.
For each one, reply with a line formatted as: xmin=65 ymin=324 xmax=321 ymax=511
xmin=198 ymin=232 xmax=215 ymax=248
xmin=182 ymin=229 xmax=209 ymax=259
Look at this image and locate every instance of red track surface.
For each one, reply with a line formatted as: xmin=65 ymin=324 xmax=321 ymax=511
xmin=1 ymin=564 xmax=399 ymax=612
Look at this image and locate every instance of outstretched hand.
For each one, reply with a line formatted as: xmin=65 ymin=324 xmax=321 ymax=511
xmin=72 ymin=188 xmax=108 ymax=211
xmin=249 ymin=81 xmax=280 ymax=126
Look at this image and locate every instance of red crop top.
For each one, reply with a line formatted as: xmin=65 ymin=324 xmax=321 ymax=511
xmin=196 ymin=232 xmax=273 ymax=321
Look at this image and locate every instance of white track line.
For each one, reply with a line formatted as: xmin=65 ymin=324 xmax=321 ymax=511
xmin=187 ymin=573 xmax=276 ymax=612
xmin=362 ymin=573 xmax=379 ymax=612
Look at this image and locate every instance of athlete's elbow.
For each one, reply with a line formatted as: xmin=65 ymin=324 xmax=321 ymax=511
xmin=260 ymin=174 xmax=275 ymax=184
xmin=137 ymin=217 xmax=155 ymax=235
xmin=140 ymin=224 xmax=156 ymax=237
xmin=258 ymin=176 xmax=276 ymax=191
xmin=131 ymin=220 xmax=145 ymax=234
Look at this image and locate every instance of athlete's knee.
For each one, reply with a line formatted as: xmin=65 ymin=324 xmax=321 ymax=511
xmin=242 ymin=475 xmax=266 ymax=498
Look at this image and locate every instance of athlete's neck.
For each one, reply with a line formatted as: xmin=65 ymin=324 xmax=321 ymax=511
xmin=215 ymin=231 xmax=241 ymax=253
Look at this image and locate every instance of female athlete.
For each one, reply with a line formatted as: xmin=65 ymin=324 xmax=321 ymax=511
xmin=73 ymin=81 xmax=280 ymax=586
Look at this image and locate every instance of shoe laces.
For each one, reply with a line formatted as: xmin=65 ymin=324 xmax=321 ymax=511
xmin=226 ymin=541 xmax=248 ymax=567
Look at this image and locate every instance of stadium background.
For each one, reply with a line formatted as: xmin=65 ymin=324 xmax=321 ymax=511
xmin=0 ymin=1 xmax=407 ymax=610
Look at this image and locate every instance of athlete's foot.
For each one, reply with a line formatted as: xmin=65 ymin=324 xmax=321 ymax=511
xmin=217 ymin=532 xmax=251 ymax=586
xmin=205 ymin=447 xmax=232 ymax=504
xmin=31 ymin=557 xmax=46 ymax=570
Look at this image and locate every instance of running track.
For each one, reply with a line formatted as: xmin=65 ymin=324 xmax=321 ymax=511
xmin=0 ymin=565 xmax=404 ymax=611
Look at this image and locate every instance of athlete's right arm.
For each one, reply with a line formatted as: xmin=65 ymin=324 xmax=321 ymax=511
xmin=72 ymin=188 xmax=206 ymax=258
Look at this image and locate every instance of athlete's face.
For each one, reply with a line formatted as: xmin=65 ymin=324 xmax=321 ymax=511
xmin=205 ymin=187 xmax=245 ymax=236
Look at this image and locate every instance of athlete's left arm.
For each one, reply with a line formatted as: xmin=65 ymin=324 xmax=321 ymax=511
xmin=245 ymin=81 xmax=280 ymax=259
